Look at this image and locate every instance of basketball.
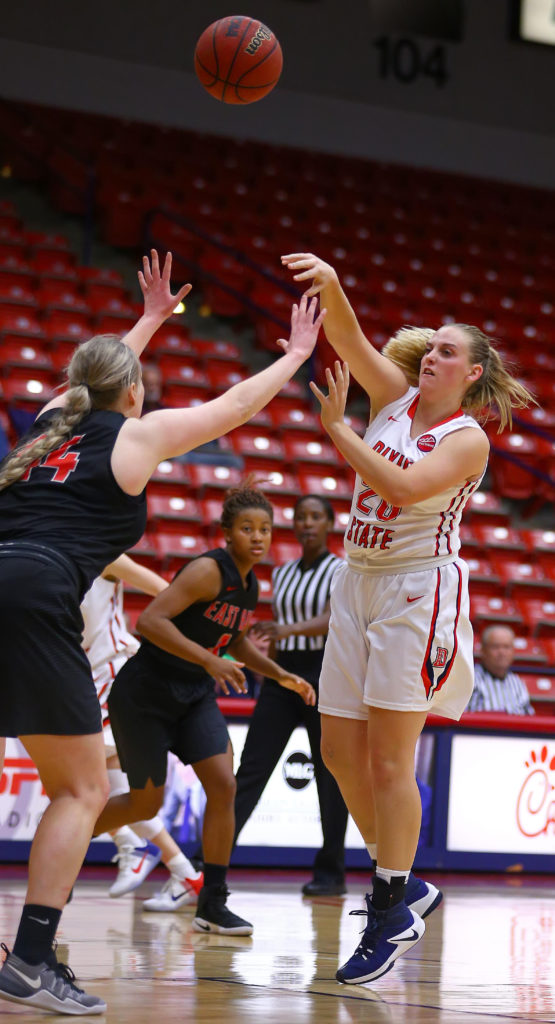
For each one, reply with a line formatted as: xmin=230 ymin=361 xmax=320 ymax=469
xmin=194 ymin=15 xmax=283 ymax=104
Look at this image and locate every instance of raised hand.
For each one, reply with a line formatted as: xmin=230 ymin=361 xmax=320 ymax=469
xmin=276 ymin=292 xmax=326 ymax=360
xmin=138 ymin=249 xmax=192 ymax=326
xmin=310 ymin=361 xmax=350 ymax=432
xmin=281 ymin=253 xmax=338 ymax=298
xmin=250 ymin=620 xmax=289 ymax=641
xmin=278 ymin=673 xmax=317 ymax=706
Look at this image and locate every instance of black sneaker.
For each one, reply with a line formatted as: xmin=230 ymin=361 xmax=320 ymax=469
xmin=302 ymin=878 xmax=347 ymax=897
xmin=192 ymin=884 xmax=253 ymax=936
xmin=0 ymin=944 xmax=106 ymax=1015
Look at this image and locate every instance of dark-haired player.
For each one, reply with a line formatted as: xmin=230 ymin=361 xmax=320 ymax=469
xmin=93 ymin=481 xmax=316 ymax=935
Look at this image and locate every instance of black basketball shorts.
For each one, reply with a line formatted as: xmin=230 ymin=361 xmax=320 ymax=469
xmin=0 ymin=543 xmax=101 ymax=737
xmin=108 ymin=651 xmax=230 ymax=789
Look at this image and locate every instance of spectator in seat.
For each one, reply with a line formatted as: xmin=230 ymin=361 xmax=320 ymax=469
xmin=467 ymin=625 xmax=534 ymax=715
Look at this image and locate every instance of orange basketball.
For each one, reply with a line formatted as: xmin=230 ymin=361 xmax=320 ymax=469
xmin=194 ymin=15 xmax=283 ymax=104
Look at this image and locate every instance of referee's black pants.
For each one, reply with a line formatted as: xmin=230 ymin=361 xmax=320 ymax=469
xmin=234 ymin=654 xmax=348 ymax=883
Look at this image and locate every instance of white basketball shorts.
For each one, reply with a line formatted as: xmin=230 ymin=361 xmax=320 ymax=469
xmin=93 ymin=653 xmax=129 ymax=757
xmin=319 ymin=559 xmax=474 ymax=721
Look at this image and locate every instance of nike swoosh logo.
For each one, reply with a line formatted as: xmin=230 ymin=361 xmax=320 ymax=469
xmin=407 ymin=596 xmax=425 ymax=603
xmin=132 ymin=852 xmax=148 ymax=874
xmin=28 ymin=916 xmax=50 ymax=925
xmin=388 ymin=416 xmax=398 ymax=421
xmin=391 ymin=929 xmax=420 ymax=943
xmin=226 ymin=586 xmax=236 ymax=592
xmin=195 ymin=922 xmax=210 ymax=931
xmin=7 ymin=964 xmax=42 ymax=990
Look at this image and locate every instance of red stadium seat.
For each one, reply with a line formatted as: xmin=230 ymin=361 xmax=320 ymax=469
xmin=268 ymin=406 xmax=321 ymax=436
xmin=469 ymin=594 xmax=525 ymax=634
xmin=489 ymin=433 xmax=550 ymax=500
xmin=150 ymin=459 xmax=190 ymax=488
xmin=283 ymin=436 xmax=340 ymax=469
xmin=298 ymin=470 xmax=353 ymax=500
xmin=271 ymin=541 xmax=302 ymax=566
xmin=0 ymin=339 xmax=53 ymax=371
xmin=472 ymin=524 xmax=527 ymax=560
xmin=516 ymin=598 xmax=555 ymax=638
xmin=466 ymin=556 xmax=503 ymax=597
xmin=230 ymin=432 xmax=285 ymax=464
xmin=157 ymin=353 xmax=209 ymax=390
xmin=511 ymin=636 xmax=548 ymax=666
xmin=520 ymin=674 xmax=555 ymax=708
xmin=188 ymin=463 xmax=243 ymax=498
xmin=147 ymin=493 xmax=203 ymax=529
xmin=465 ymin=490 xmax=510 ymax=526
xmin=1 ymin=369 xmax=55 ymax=404
xmin=156 ymin=532 xmax=209 ymax=573
xmin=490 ymin=558 xmax=555 ymax=601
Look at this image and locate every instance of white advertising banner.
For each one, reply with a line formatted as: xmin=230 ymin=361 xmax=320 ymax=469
xmin=0 ymin=730 xmax=365 ymax=850
xmin=0 ymin=738 xmax=50 ymax=840
xmin=447 ymin=734 xmax=555 ymax=854
xmin=229 ymin=724 xmax=365 ymax=849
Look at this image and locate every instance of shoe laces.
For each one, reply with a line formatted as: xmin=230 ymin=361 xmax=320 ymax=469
xmin=348 ymin=897 xmax=386 ymax=954
xmin=111 ymin=846 xmax=135 ymax=870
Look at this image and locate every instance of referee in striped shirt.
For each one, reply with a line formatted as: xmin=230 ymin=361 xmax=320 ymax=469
xmin=467 ymin=625 xmax=534 ymax=715
xmin=233 ymin=495 xmax=349 ymax=895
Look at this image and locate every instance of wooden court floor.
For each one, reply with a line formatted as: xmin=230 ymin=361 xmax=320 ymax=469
xmin=1 ymin=867 xmax=554 ymax=1023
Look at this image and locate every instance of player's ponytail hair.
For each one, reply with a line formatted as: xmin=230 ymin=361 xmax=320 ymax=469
xmin=220 ymin=473 xmax=274 ymax=529
xmin=0 ymin=335 xmax=141 ymax=492
xmin=382 ymin=324 xmax=536 ymax=432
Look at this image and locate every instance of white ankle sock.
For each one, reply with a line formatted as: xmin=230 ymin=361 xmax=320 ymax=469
xmin=167 ymin=852 xmax=200 ymax=880
xmin=113 ymin=826 xmax=141 ymax=850
xmin=376 ymin=865 xmax=410 ymax=885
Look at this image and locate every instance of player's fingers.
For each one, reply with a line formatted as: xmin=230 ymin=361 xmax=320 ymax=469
xmin=281 ymin=253 xmax=313 ymax=262
xmin=175 ymin=283 xmax=192 ymax=303
xmin=150 ymin=248 xmax=160 ymax=278
xmin=137 ymin=271 xmax=147 ymax=293
xmin=142 ymin=254 xmax=153 ymax=285
xmin=309 ymin=381 xmax=325 ymax=403
xmin=162 ymin=251 xmax=172 ymax=280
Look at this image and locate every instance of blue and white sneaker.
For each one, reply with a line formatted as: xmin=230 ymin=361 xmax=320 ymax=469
xmin=336 ymin=895 xmax=425 ymax=984
xmin=109 ymin=841 xmax=162 ymax=897
xmin=405 ymin=874 xmax=443 ymax=919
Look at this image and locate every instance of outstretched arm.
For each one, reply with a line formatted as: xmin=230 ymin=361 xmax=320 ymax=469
xmin=101 ymin=553 xmax=168 ymax=596
xmin=282 ymin=252 xmax=407 ymax=409
xmin=121 ymin=250 xmax=192 ymax=357
xmin=112 ymin=294 xmax=326 ymax=494
xmin=312 ymin=361 xmax=489 ymax=505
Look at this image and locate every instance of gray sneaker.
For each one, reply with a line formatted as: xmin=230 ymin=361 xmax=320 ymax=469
xmin=0 ymin=944 xmax=106 ymax=1015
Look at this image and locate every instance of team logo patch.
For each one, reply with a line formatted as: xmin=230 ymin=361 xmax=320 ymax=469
xmin=433 ymin=647 xmax=448 ymax=667
xmin=417 ymin=433 xmax=437 ymax=452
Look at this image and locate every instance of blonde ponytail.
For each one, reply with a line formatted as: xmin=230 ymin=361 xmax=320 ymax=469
xmin=0 ymin=335 xmax=140 ymax=492
xmin=382 ymin=324 xmax=536 ymax=432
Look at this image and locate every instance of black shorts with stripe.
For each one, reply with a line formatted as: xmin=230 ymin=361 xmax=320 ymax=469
xmin=107 ymin=648 xmax=230 ymax=789
xmin=0 ymin=542 xmax=101 ymax=737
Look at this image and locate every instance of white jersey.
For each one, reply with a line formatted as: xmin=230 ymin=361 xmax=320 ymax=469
xmin=81 ymin=575 xmax=139 ymax=676
xmin=344 ymin=387 xmax=485 ymax=575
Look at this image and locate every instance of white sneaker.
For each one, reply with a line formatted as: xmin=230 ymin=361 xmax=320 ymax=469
xmin=109 ymin=844 xmax=162 ymax=898
xmin=142 ymin=872 xmax=204 ymax=912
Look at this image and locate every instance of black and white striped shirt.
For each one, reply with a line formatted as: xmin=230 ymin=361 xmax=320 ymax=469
xmin=272 ymin=551 xmax=342 ymax=652
xmin=467 ymin=663 xmax=535 ymax=715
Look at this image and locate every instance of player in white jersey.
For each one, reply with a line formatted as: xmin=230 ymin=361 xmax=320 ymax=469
xmin=283 ymin=251 xmax=534 ymax=985
xmin=81 ymin=554 xmax=203 ymax=906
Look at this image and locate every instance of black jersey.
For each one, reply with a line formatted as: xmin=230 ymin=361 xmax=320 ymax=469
xmin=138 ymin=547 xmax=259 ymax=687
xmin=0 ymin=408 xmax=147 ymax=597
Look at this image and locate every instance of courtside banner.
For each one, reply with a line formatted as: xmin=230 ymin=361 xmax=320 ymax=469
xmin=229 ymin=724 xmax=365 ymax=849
xmin=447 ymin=734 xmax=555 ymax=854
xmin=0 ymin=739 xmax=50 ymax=840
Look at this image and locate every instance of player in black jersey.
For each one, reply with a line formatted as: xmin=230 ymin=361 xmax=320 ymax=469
xmin=93 ymin=481 xmax=316 ymax=935
xmin=0 ymin=251 xmax=325 ymax=1014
